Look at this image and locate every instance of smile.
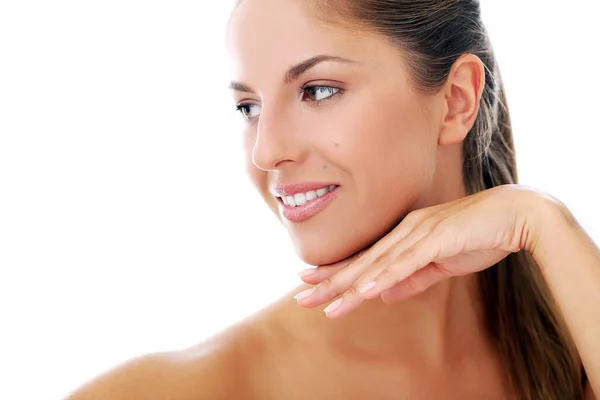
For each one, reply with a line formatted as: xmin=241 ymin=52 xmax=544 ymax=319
xmin=278 ymin=185 xmax=337 ymax=207
xmin=276 ymin=185 xmax=340 ymax=223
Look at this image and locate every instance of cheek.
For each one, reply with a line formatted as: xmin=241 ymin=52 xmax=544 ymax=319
xmin=320 ymin=90 xmax=436 ymax=254
xmin=360 ymin=95 xmax=435 ymax=198
xmin=335 ymin=89 xmax=435 ymax=186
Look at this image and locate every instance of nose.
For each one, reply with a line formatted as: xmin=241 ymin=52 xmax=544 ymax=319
xmin=251 ymin=106 xmax=306 ymax=171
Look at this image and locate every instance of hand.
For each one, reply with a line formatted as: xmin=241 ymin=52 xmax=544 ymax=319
xmin=294 ymin=184 xmax=555 ymax=318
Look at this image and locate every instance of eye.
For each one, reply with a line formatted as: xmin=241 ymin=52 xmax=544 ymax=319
xmin=301 ymin=86 xmax=341 ymax=103
xmin=234 ymin=85 xmax=342 ymax=122
xmin=235 ymin=103 xmax=261 ymax=121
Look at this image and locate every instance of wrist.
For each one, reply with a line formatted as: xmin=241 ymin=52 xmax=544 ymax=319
xmin=524 ymin=189 xmax=575 ymax=259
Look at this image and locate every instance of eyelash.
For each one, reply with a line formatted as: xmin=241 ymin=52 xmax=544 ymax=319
xmin=235 ymin=85 xmax=343 ymax=122
xmin=297 ymin=85 xmax=344 ymax=104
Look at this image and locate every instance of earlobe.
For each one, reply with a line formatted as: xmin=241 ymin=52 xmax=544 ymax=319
xmin=438 ymin=54 xmax=485 ymax=146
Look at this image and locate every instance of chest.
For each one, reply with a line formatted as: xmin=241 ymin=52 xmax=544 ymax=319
xmin=245 ymin=348 xmax=510 ymax=400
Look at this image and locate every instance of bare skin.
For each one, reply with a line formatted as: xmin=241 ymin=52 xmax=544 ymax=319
xmin=66 ymin=286 xmax=509 ymax=399
xmin=66 ymin=0 xmax=599 ymax=398
xmin=236 ymin=285 xmax=510 ymax=399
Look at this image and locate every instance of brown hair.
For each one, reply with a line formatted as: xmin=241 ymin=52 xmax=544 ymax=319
xmin=308 ymin=1 xmax=584 ymax=398
xmin=231 ymin=0 xmax=585 ymax=398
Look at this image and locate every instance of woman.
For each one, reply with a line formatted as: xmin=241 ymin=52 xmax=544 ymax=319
xmin=67 ymin=0 xmax=599 ymax=398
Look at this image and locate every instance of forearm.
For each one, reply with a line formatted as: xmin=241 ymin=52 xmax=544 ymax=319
xmin=529 ymin=202 xmax=600 ymax=393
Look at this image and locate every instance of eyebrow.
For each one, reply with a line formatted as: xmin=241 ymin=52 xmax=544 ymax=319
xmin=228 ymin=54 xmax=357 ymax=93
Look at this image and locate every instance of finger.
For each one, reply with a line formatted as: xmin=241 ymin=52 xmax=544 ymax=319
xmin=362 ymin=208 xmax=433 ymax=257
xmin=356 ymin=233 xmax=443 ymax=300
xmin=296 ymin=217 xmax=436 ymax=309
xmin=379 ymin=263 xmax=451 ymax=303
xmin=297 ymin=264 xmax=343 ymax=285
xmin=322 ymin=263 xmax=448 ymax=319
xmin=320 ymin=291 xmax=366 ymax=319
xmin=322 ymin=261 xmax=448 ymax=320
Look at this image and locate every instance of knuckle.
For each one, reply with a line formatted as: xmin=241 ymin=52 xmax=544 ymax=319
xmin=402 ymin=247 xmax=419 ymax=263
xmin=405 ymin=209 xmax=426 ymax=224
xmin=421 ymin=216 xmax=442 ymax=232
xmin=345 ymin=285 xmax=359 ymax=297
xmin=319 ymin=277 xmax=333 ymax=290
xmin=318 ymin=277 xmax=343 ymax=297
xmin=377 ymin=268 xmax=399 ymax=286
xmin=398 ymin=248 xmax=426 ymax=276
xmin=373 ymin=251 xmax=392 ymax=267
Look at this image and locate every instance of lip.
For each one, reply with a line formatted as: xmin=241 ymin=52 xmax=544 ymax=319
xmin=278 ymin=186 xmax=340 ymax=223
xmin=270 ymin=182 xmax=340 ymax=197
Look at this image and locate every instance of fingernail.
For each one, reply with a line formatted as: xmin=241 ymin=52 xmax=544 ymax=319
xmin=323 ymin=298 xmax=343 ymax=314
xmin=293 ymin=287 xmax=315 ymax=300
xmin=297 ymin=268 xmax=316 ymax=278
xmin=359 ymin=281 xmax=377 ymax=294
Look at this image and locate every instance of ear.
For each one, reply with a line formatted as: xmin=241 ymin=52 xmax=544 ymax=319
xmin=438 ymin=54 xmax=485 ymax=146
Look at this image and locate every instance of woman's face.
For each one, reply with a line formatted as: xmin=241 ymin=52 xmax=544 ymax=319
xmin=227 ymin=0 xmax=449 ymax=266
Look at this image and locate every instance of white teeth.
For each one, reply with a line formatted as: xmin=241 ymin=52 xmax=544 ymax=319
xmin=280 ymin=185 xmax=338 ymax=207
xmin=294 ymin=193 xmax=307 ymax=206
xmin=316 ymin=188 xmax=328 ymax=197
xmin=286 ymin=195 xmax=296 ymax=207
xmin=306 ymin=190 xmax=317 ymax=201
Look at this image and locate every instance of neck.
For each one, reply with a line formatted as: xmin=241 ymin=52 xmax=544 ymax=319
xmin=282 ymin=273 xmax=490 ymax=366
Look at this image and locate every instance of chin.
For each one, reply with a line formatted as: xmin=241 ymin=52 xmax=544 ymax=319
xmin=289 ymin=229 xmax=372 ymax=267
xmin=288 ymin=208 xmax=410 ymax=267
xmin=294 ymin=245 xmax=352 ymax=267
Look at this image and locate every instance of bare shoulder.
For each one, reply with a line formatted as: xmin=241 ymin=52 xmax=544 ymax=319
xmin=64 ymin=323 xmax=263 ymax=400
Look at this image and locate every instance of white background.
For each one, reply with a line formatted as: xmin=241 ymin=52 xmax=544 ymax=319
xmin=0 ymin=1 xmax=598 ymax=398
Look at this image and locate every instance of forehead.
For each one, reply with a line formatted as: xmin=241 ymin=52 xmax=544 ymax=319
xmin=227 ymin=0 xmax=386 ymax=83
